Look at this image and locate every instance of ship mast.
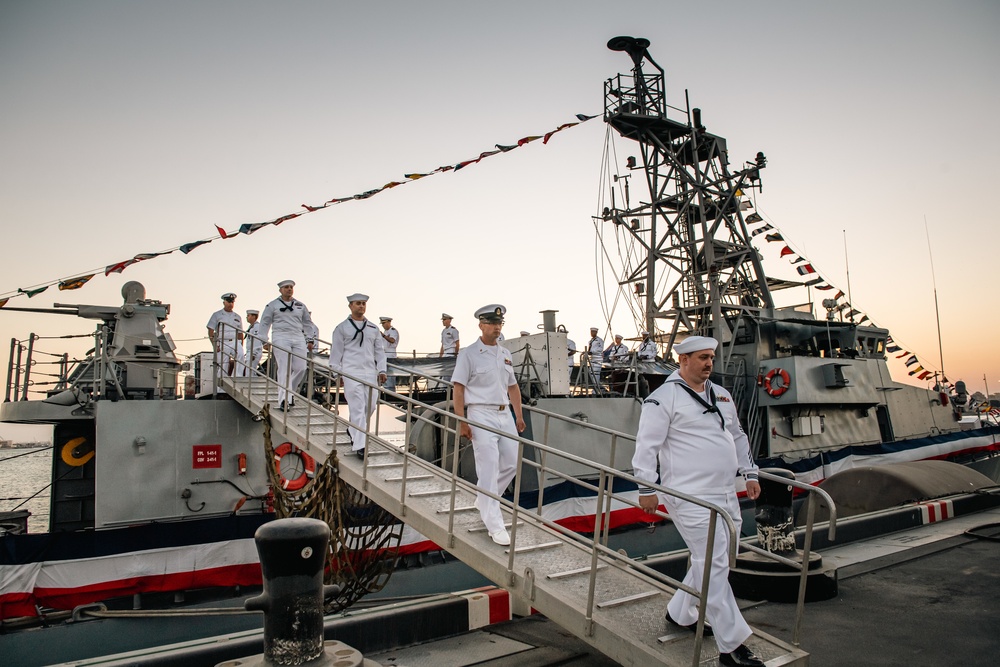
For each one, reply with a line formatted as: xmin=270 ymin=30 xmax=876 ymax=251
xmin=602 ymin=36 xmax=770 ymax=372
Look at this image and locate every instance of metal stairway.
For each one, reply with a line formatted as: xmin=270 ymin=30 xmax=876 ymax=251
xmin=221 ymin=373 xmax=808 ymax=667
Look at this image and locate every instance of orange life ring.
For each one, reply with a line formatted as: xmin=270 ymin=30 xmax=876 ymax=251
xmin=763 ymin=368 xmax=791 ymax=398
xmin=273 ymin=442 xmax=316 ymax=491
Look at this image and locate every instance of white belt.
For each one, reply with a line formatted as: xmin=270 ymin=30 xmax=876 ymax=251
xmin=468 ymin=404 xmax=507 ymax=411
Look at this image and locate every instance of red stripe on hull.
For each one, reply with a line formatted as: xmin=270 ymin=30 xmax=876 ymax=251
xmin=3 ymin=563 xmax=262 ymax=619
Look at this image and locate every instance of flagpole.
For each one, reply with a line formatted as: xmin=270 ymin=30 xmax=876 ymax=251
xmin=924 ymin=215 xmax=946 ymax=382
xmin=843 ymin=230 xmax=854 ymax=322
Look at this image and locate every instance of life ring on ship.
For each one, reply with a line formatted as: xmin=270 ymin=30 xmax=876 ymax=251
xmin=763 ymin=368 xmax=791 ymax=398
xmin=273 ymin=442 xmax=316 ymax=491
xmin=60 ymin=437 xmax=95 ymax=467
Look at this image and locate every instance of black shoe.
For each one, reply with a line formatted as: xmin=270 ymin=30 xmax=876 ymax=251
xmin=719 ymin=644 xmax=764 ymax=667
xmin=355 ymin=449 xmax=365 ymax=459
xmin=665 ymin=611 xmax=713 ymax=636
xmin=275 ymin=401 xmax=286 ymax=412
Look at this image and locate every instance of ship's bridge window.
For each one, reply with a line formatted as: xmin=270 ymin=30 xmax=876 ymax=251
xmin=856 ymin=334 xmax=887 ymax=359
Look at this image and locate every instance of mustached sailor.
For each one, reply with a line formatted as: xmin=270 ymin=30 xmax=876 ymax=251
xmin=631 ymin=335 xmax=763 ymax=667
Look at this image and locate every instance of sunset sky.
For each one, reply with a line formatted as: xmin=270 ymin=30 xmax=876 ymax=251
xmin=2 ymin=1 xmax=998 ymax=440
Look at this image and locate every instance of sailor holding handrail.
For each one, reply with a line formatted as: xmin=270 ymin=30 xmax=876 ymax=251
xmin=329 ymin=293 xmax=386 ymax=458
xmin=632 ymin=335 xmax=763 ymax=667
xmin=451 ymin=304 xmax=525 ymax=546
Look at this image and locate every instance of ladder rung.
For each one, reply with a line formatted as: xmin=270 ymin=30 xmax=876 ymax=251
xmin=438 ymin=506 xmax=477 ymax=514
xmin=367 ymin=462 xmax=404 ymax=469
xmin=596 ymin=590 xmax=659 ymax=609
xmin=467 ymin=522 xmax=522 ymax=533
xmin=409 ymin=489 xmax=452 ymax=497
xmin=509 ymin=541 xmax=562 ymax=554
xmin=385 ymin=474 xmax=433 ymax=482
xmin=547 ymin=564 xmax=607 ymax=580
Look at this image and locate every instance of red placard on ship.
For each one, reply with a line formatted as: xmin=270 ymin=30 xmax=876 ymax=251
xmin=192 ymin=444 xmax=223 ymax=469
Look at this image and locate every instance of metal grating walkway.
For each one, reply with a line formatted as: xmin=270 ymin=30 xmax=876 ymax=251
xmin=222 ymin=375 xmax=808 ymax=667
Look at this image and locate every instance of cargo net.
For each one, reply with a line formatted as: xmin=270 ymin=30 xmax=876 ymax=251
xmin=260 ymin=404 xmax=403 ymax=613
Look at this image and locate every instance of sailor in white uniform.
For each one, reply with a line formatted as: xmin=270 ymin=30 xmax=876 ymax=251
xmin=637 ymin=330 xmax=657 ymax=361
xmin=241 ymin=309 xmax=262 ymax=377
xmin=329 ymin=293 xmax=386 ymax=458
xmin=608 ymin=334 xmax=630 ymax=363
xmin=379 ymin=316 xmax=399 ymax=392
xmin=257 ymin=280 xmax=316 ymax=410
xmin=206 ymin=293 xmax=243 ymax=383
xmin=439 ymin=314 xmax=460 ymax=357
xmin=631 ymin=336 xmax=763 ymax=667
xmin=451 ymin=304 xmax=525 ymax=546
xmin=586 ymin=327 xmax=605 ymax=384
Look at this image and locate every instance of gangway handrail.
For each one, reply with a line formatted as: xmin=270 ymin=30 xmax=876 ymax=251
xmin=753 ymin=470 xmax=837 ymax=646
xmin=224 ymin=326 xmax=813 ymax=665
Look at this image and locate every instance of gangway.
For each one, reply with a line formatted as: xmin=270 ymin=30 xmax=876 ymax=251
xmin=217 ymin=340 xmax=811 ymax=667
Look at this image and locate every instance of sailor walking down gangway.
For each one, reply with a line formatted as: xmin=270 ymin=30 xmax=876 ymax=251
xmin=220 ymin=321 xmax=818 ymax=667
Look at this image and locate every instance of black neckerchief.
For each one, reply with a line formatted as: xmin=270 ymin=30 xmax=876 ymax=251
xmin=348 ymin=318 xmax=367 ymax=346
xmin=677 ymin=382 xmax=725 ymax=430
xmin=278 ymin=298 xmax=295 ymax=313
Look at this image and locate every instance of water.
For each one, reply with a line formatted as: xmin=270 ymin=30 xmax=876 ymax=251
xmin=0 ymin=446 xmax=51 ymax=533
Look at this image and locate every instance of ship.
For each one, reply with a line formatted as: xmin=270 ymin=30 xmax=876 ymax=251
xmin=2 ymin=35 xmax=999 ymax=666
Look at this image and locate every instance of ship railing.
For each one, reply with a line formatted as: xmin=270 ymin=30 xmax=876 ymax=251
xmin=753 ymin=471 xmax=837 ymax=646
xmin=5 ymin=332 xmax=95 ymax=402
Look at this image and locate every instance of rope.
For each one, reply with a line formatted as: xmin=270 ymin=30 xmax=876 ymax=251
xmin=260 ymin=404 xmax=402 ymax=613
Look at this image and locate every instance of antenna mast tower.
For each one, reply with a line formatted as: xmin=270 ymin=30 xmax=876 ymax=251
xmin=602 ymin=36 xmax=771 ymax=372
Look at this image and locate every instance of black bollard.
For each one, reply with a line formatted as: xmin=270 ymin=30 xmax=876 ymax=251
xmin=731 ymin=468 xmax=836 ymax=602
xmin=754 ymin=467 xmax=796 ymax=553
xmin=216 ymin=517 xmax=377 ymax=667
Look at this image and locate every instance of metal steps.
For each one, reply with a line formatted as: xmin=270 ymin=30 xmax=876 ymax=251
xmin=222 ymin=375 xmax=808 ymax=667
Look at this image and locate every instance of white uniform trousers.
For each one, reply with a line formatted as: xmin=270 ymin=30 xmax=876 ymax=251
xmin=664 ymin=490 xmax=752 ymax=653
xmin=214 ymin=340 xmax=242 ymax=385
xmin=272 ymin=337 xmax=308 ymax=406
xmin=343 ymin=377 xmax=377 ymax=451
xmin=468 ymin=406 xmax=518 ymax=535
xmin=241 ymin=342 xmax=263 ymax=378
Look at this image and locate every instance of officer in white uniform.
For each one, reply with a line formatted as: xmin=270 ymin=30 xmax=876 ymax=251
xmin=206 ymin=293 xmax=243 ymax=383
xmin=240 ymin=309 xmax=262 ymax=377
xmin=439 ymin=314 xmax=460 ymax=357
xmin=451 ymin=304 xmax=525 ymax=546
xmin=379 ymin=316 xmax=399 ymax=391
xmin=257 ymin=280 xmax=316 ymax=410
xmin=631 ymin=336 xmax=763 ymax=667
xmin=586 ymin=327 xmax=605 ymax=384
xmin=637 ymin=330 xmax=657 ymax=361
xmin=329 ymin=293 xmax=386 ymax=458
xmin=608 ymin=334 xmax=630 ymax=363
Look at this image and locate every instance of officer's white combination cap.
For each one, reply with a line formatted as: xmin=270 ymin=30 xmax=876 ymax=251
xmin=379 ymin=316 xmax=392 ymax=322
xmin=674 ymin=336 xmax=718 ymax=354
xmin=246 ymin=309 xmax=259 ymax=316
xmin=475 ymin=304 xmax=506 ymax=322
xmin=347 ymin=293 xmax=369 ymax=302
xmin=221 ymin=292 xmax=236 ymax=300
xmin=441 ymin=313 xmax=452 ymax=319
xmin=277 ymin=280 xmax=295 ymax=288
